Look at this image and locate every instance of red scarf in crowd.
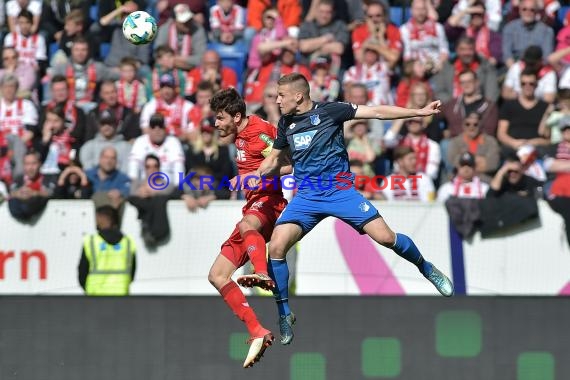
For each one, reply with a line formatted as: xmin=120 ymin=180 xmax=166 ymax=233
xmin=168 ymin=23 xmax=192 ymax=56
xmin=24 ymin=174 xmax=44 ymax=191
xmin=212 ymin=6 xmax=240 ymax=33
xmin=66 ymin=63 xmax=97 ymax=102
xmin=452 ymin=176 xmax=484 ymax=198
xmin=0 ymin=131 xmax=12 ymax=185
xmin=51 ymin=130 xmax=75 ymax=166
xmin=408 ymin=18 xmax=438 ymax=40
xmin=453 ymin=59 xmax=480 ymax=97
xmin=465 ymin=26 xmax=491 ymax=60
xmin=401 ymin=134 xmax=429 ymax=173
xmin=117 ymin=79 xmax=140 ymax=110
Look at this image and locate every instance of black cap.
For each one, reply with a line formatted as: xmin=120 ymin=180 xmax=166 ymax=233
xmin=149 ymin=113 xmax=166 ymax=128
xmin=522 ymin=46 xmax=543 ymax=65
xmin=99 ymin=109 xmax=116 ymax=126
xmin=459 ymin=152 xmax=476 ymax=167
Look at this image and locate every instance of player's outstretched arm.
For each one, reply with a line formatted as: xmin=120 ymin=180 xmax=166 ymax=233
xmin=256 ymin=148 xmax=287 ymax=177
xmin=354 ymin=100 xmax=442 ymax=120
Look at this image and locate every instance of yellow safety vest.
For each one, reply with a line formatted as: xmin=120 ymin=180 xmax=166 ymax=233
xmin=83 ymin=233 xmax=136 ymax=296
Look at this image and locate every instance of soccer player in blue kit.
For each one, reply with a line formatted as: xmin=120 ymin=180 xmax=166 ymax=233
xmin=237 ymin=73 xmax=454 ymax=345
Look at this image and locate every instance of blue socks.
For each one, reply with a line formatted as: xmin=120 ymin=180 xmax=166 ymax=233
xmin=391 ymin=233 xmax=433 ymax=277
xmin=268 ymin=258 xmax=290 ymax=316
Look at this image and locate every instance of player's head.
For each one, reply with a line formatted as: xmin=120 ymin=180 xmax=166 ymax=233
xmin=277 ymin=73 xmax=311 ymax=115
xmin=210 ymin=88 xmax=247 ymax=137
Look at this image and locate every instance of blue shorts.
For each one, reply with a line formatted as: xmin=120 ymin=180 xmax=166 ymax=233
xmin=275 ymin=188 xmax=381 ymax=235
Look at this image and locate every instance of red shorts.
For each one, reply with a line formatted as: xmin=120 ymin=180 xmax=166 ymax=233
xmin=220 ymin=193 xmax=288 ymax=268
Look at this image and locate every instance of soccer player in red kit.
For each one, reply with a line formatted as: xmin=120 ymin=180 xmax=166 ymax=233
xmin=207 ymin=88 xmax=289 ymax=368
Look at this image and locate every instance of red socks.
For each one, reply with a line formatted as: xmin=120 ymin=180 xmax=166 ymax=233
xmin=220 ymin=281 xmax=266 ymax=337
xmin=242 ymin=230 xmax=268 ymax=275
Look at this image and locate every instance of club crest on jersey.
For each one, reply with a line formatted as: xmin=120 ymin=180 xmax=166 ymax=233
xmin=359 ymin=201 xmax=370 ymax=212
xmin=310 ymin=114 xmax=321 ymax=125
xmin=293 ymin=130 xmax=317 ymax=150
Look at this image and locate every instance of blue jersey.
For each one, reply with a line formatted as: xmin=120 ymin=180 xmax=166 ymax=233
xmin=274 ymin=102 xmax=358 ymax=196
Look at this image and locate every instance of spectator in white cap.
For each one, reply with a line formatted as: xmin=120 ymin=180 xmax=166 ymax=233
xmin=153 ymin=3 xmax=207 ymax=71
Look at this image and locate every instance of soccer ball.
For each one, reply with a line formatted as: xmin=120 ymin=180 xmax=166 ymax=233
xmin=122 ymin=11 xmax=157 ymax=45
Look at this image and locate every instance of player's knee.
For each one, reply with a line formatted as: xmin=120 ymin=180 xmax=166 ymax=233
xmin=268 ymin=241 xmax=287 ymax=259
xmin=375 ymin=229 xmax=396 ymax=247
xmin=208 ymin=267 xmax=228 ymax=289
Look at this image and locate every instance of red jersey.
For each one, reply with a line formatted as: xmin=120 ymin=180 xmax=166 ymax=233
xmin=235 ymin=115 xmax=282 ymax=198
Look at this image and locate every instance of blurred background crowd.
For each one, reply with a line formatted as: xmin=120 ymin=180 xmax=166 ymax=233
xmin=0 ymin=0 xmax=569 ymax=247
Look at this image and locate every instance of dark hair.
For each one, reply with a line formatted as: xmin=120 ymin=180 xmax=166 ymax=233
xmin=99 ymin=80 xmax=116 ymax=93
xmin=120 ymin=56 xmax=139 ymax=69
xmin=504 ymin=151 xmax=522 ymax=163
xmin=394 ymin=146 xmax=415 ymax=161
xmin=278 ymin=73 xmax=310 ymax=97
xmin=17 ymin=9 xmax=33 ymax=22
xmin=95 ymin=205 xmax=119 ymax=227
xmin=520 ymin=68 xmax=538 ymax=79
xmin=210 ymin=88 xmax=246 ymax=117
xmin=145 ymin=154 xmax=160 ymax=168
xmin=319 ymin=0 xmax=335 ymax=7
xmin=47 ymin=103 xmax=66 ymax=120
xmin=464 ymin=111 xmax=481 ymax=121
xmin=458 ymin=69 xmax=478 ymax=80
xmin=196 ymin=80 xmax=215 ymax=93
xmin=456 ymin=36 xmax=476 ymax=47
xmin=72 ymin=35 xmax=90 ymax=47
xmin=149 ymin=113 xmax=166 ymax=128
xmin=51 ymin=74 xmax=68 ymax=87
xmin=155 ymin=45 xmax=175 ymax=58
xmin=24 ymin=149 xmax=41 ymax=161
xmin=349 ymin=159 xmax=364 ymax=167
xmin=558 ymin=88 xmax=570 ymax=101
xmin=191 ymin=164 xmax=214 ymax=176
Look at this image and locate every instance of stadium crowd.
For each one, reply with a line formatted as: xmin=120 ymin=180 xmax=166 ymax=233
xmin=0 ymin=0 xmax=569 ymax=246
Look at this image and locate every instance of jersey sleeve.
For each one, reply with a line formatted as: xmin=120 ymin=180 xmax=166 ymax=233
xmin=273 ymin=117 xmax=289 ymax=150
xmin=325 ymin=102 xmax=358 ymax=125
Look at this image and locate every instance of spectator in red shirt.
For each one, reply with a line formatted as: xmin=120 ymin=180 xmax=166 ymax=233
xmin=185 ymin=50 xmax=238 ymax=97
xmin=245 ymin=44 xmax=311 ymax=105
xmin=351 ymin=1 xmax=401 ymax=68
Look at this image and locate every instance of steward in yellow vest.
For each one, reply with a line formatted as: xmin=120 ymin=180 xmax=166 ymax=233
xmin=78 ymin=206 xmax=136 ymax=295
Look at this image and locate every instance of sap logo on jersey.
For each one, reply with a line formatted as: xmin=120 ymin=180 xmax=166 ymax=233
xmin=293 ymin=130 xmax=317 ymax=150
